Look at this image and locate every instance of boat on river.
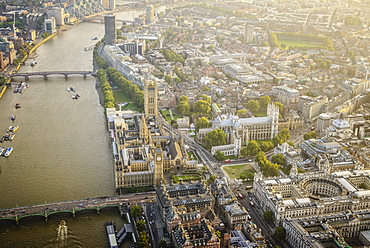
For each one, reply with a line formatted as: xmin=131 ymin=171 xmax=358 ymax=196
xmin=72 ymin=94 xmax=80 ymax=99
xmin=8 ymin=126 xmax=19 ymax=132
xmin=66 ymin=87 xmax=76 ymax=92
xmin=15 ymin=103 xmax=21 ymax=109
xmin=0 ymin=147 xmax=4 ymax=156
xmin=3 ymin=147 xmax=13 ymax=157
xmin=30 ymin=60 xmax=37 ymax=66
xmin=10 ymin=115 xmax=15 ymax=121
xmin=8 ymin=133 xmax=15 ymax=141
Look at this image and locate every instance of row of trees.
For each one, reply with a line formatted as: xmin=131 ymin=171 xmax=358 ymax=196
xmin=238 ymin=129 xmax=291 ymax=157
xmin=105 ymin=67 xmax=144 ymax=110
xmin=93 ymin=44 xmax=109 ymax=69
xmin=97 ymin=69 xmax=115 ymax=108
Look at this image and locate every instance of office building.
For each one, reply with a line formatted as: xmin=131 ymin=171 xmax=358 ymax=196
xmin=146 ymin=5 xmax=154 ymax=24
xmin=104 ymin=14 xmax=116 ymax=45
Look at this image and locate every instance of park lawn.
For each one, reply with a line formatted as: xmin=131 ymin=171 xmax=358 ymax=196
xmin=161 ymin=110 xmax=172 ymax=122
xmin=161 ymin=110 xmax=182 ymax=122
xmin=278 ymin=39 xmax=326 ymax=50
xmin=172 ymin=174 xmax=200 ymax=182
xmin=113 ymin=90 xmax=140 ymax=111
xmin=113 ymin=90 xmax=132 ymax=102
xmin=223 ymin=164 xmax=255 ymax=179
xmin=188 ymin=151 xmax=197 ymax=161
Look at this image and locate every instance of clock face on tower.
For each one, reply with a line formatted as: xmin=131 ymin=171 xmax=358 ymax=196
xmin=156 ymin=156 xmax=162 ymax=161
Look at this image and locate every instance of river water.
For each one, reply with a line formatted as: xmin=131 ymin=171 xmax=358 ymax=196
xmin=0 ymin=6 xmax=166 ymax=247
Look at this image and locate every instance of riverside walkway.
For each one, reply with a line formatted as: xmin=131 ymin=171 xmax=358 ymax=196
xmin=2 ymin=71 xmax=97 ymax=81
xmin=0 ymin=192 xmax=155 ymax=223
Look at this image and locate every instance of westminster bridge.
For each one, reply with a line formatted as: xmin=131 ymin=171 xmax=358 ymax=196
xmin=0 ymin=192 xmax=156 ymax=224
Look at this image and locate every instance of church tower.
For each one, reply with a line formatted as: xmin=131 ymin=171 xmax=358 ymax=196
xmin=154 ymin=144 xmax=164 ymax=186
xmin=144 ymin=80 xmax=158 ymax=119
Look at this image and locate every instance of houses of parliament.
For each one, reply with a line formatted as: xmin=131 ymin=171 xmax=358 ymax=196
xmin=106 ymin=80 xmax=195 ymax=191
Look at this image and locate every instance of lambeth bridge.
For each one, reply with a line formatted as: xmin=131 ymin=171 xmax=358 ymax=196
xmin=2 ymin=71 xmax=97 ymax=81
xmin=0 ymin=192 xmax=155 ymax=224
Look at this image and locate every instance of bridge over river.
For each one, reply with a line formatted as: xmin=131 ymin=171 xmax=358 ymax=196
xmin=2 ymin=71 xmax=97 ymax=81
xmin=0 ymin=192 xmax=155 ymax=224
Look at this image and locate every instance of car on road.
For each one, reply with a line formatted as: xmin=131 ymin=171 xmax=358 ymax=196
xmin=224 ymin=159 xmax=231 ymax=163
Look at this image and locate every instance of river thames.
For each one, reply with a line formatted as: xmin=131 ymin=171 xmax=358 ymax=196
xmin=0 ymin=6 xmax=165 ymax=247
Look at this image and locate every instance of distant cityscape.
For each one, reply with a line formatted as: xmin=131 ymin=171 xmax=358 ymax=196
xmin=1 ymin=0 xmax=370 ymax=247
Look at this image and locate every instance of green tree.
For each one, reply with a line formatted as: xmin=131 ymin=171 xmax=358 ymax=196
xmin=179 ymin=95 xmax=189 ymax=102
xmin=303 ymin=131 xmax=317 ymax=140
xmin=274 ymin=226 xmax=286 ymax=240
xmin=260 ymin=96 xmax=271 ymax=109
xmin=246 ymin=140 xmax=261 ymax=156
xmin=0 ymin=76 xmax=6 ymax=85
xmin=164 ymin=75 xmax=172 ymax=84
xmin=130 ymin=205 xmax=142 ymax=219
xmin=214 ymin=151 xmax=226 ymax=161
xmin=138 ymin=231 xmax=150 ymax=248
xmin=208 ymin=175 xmax=216 ymax=184
xmin=176 ymin=101 xmax=190 ymax=116
xmin=195 ymin=116 xmax=210 ymax=132
xmin=246 ymin=100 xmax=260 ymax=113
xmin=280 ymin=43 xmax=286 ymax=49
xmin=205 ymin=129 xmax=226 ymax=149
xmin=275 ymin=102 xmax=284 ymax=114
xmin=202 ymin=95 xmax=212 ymax=104
xmin=280 ymin=129 xmax=291 ymax=141
xmin=359 ymin=183 xmax=368 ymax=189
xmin=159 ymin=239 xmax=167 ymax=248
xmin=237 ymin=109 xmax=247 ymax=117
xmin=136 ymin=219 xmax=146 ymax=232
xmin=271 ymin=153 xmax=286 ymax=166
xmin=263 ymin=211 xmax=274 ymax=223
xmin=194 ymin=100 xmax=211 ymax=115
xmin=259 ymin=141 xmax=274 ymax=152
xmin=240 ymin=146 xmax=249 ymax=158
xmin=268 ymin=32 xmax=279 ymax=47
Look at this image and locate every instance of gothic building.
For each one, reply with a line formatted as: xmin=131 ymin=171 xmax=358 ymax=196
xmin=106 ymin=80 xmax=193 ymax=191
xmin=198 ymin=103 xmax=279 ymax=156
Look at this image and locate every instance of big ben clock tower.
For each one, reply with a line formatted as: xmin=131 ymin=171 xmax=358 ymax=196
xmin=154 ymin=144 xmax=164 ymax=186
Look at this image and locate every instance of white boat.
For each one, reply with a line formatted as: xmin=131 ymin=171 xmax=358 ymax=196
xmin=0 ymin=147 xmax=4 ymax=156
xmin=72 ymin=94 xmax=80 ymax=99
xmin=8 ymin=126 xmax=19 ymax=132
xmin=4 ymin=147 xmax=13 ymax=157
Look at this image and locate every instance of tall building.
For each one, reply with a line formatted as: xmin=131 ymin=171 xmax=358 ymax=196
xmin=144 ymin=80 xmax=158 ymax=119
xmin=145 ymin=5 xmax=154 ymax=24
xmin=108 ymin=0 xmax=116 ymax=11
xmin=104 ymin=14 xmax=116 ymax=45
xmin=244 ymin=25 xmax=254 ymax=43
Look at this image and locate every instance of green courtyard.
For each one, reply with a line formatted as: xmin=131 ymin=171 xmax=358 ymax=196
xmin=223 ymin=164 xmax=255 ymax=180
